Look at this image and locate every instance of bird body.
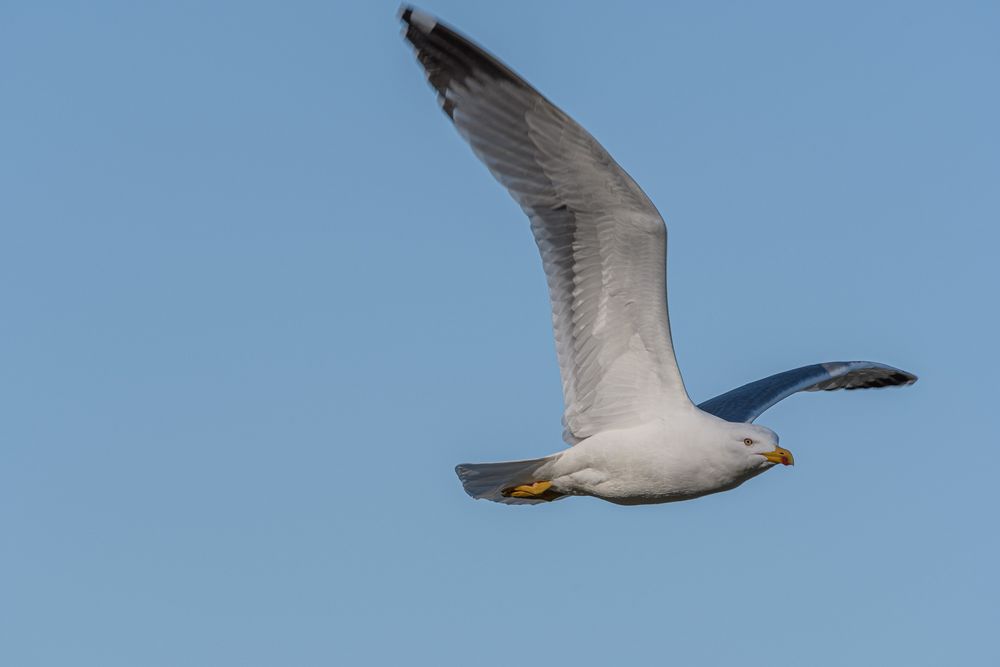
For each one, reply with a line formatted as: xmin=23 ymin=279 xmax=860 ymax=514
xmin=400 ymin=7 xmax=915 ymax=506
xmin=457 ymin=405 xmax=788 ymax=505
xmin=541 ymin=413 xmax=776 ymax=505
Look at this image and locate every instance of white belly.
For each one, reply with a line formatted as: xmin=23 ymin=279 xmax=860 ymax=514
xmin=542 ymin=421 xmax=767 ymax=505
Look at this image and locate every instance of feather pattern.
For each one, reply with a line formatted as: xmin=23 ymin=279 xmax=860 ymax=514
xmin=401 ymin=8 xmax=691 ymax=444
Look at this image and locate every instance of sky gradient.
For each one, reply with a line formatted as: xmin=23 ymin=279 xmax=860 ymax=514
xmin=3 ymin=1 xmax=998 ymax=665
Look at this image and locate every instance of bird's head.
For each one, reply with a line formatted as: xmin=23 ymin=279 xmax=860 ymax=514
xmin=726 ymin=422 xmax=794 ymax=470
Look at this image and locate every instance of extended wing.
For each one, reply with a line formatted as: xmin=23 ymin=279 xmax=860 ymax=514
xmin=401 ymin=7 xmax=692 ymax=444
xmin=698 ymin=361 xmax=918 ymax=423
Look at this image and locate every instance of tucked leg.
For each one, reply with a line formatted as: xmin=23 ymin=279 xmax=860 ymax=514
xmin=501 ymin=480 xmax=562 ymax=501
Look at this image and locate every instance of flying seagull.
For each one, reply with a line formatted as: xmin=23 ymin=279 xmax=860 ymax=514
xmin=399 ymin=7 xmax=917 ymax=505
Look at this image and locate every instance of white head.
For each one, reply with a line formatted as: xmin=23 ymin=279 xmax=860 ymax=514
xmin=720 ymin=421 xmax=794 ymax=473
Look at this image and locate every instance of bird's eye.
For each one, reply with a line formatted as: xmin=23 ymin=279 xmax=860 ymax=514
xmin=744 ymin=438 xmax=753 ymax=446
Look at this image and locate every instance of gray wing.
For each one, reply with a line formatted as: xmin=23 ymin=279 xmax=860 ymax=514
xmin=698 ymin=361 xmax=918 ymax=423
xmin=401 ymin=8 xmax=692 ymax=445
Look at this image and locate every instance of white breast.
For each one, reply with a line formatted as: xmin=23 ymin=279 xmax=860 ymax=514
xmin=541 ymin=413 xmax=763 ymax=504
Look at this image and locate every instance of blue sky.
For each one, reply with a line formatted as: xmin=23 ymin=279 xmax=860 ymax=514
xmin=2 ymin=1 xmax=998 ymax=665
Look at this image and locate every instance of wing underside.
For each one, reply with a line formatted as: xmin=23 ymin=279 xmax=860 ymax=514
xmin=401 ymin=7 xmax=691 ymax=443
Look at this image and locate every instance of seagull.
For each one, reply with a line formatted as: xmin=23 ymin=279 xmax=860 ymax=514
xmin=400 ymin=7 xmax=917 ymax=505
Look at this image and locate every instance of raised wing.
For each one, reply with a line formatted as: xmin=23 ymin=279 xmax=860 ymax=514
xmin=698 ymin=361 xmax=918 ymax=423
xmin=401 ymin=7 xmax=691 ymax=444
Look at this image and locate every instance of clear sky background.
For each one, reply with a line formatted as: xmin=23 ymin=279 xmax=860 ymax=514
xmin=3 ymin=1 xmax=998 ymax=665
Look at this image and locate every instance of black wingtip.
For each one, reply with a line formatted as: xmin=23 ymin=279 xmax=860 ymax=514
xmin=878 ymin=365 xmax=919 ymax=388
xmin=835 ymin=364 xmax=919 ymax=391
xmin=398 ymin=5 xmax=437 ymax=34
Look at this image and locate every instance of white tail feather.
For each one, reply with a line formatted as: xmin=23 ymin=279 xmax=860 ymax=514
xmin=455 ymin=455 xmax=562 ymax=505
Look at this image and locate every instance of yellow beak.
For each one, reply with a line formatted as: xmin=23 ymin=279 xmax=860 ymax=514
xmin=761 ymin=446 xmax=795 ymax=466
